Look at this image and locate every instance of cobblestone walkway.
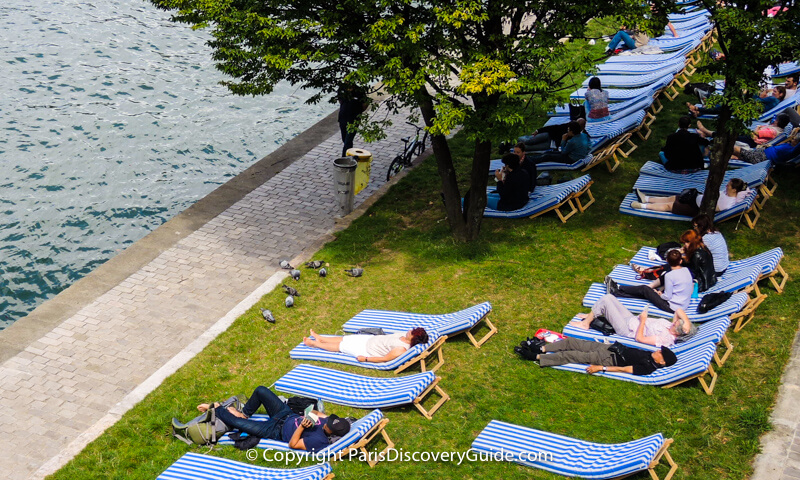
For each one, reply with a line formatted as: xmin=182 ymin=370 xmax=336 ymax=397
xmin=0 ymin=104 xmax=426 ymax=479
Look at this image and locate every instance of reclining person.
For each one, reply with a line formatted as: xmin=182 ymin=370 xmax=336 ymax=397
xmin=520 ymin=337 xmax=678 ymax=375
xmin=530 ymin=121 xmax=590 ymax=165
xmin=206 ymin=385 xmax=351 ymax=452
xmin=733 ymin=130 xmax=800 ymax=165
xmin=605 ymin=249 xmax=692 ymax=314
xmin=695 ymin=114 xmax=791 ymax=148
xmin=520 ymin=118 xmax=587 ymax=152
xmin=631 ymin=178 xmax=749 ymax=216
xmin=303 ymin=327 xmax=429 ymax=364
xmin=573 ymin=294 xmax=696 ymax=347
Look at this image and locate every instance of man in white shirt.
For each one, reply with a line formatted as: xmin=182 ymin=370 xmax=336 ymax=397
xmin=784 ymin=73 xmax=798 ymax=99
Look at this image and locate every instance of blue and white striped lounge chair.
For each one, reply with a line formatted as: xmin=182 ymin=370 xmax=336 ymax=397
xmin=667 ymin=14 xmax=710 ymax=30
xmin=274 ymin=364 xmax=449 ymax=419
xmin=563 ymin=315 xmax=734 ymax=366
xmin=627 ymin=246 xmax=788 ymax=294
xmin=583 ymin=281 xmax=761 ymax=332
xmin=488 ymin=154 xmax=594 ymax=172
xmin=767 ymin=61 xmax=800 ymax=78
xmin=290 ymin=330 xmax=447 ymax=374
xmin=549 ymin=341 xmax=720 ymax=394
xmin=595 ymin=58 xmax=686 ymax=76
xmin=571 ymin=85 xmax=659 ymax=102
xmin=619 ymin=190 xmax=761 ymax=229
xmin=483 ymin=175 xmax=595 ymax=221
xmin=157 ymin=453 xmax=333 ymax=480
xmin=341 ymin=301 xmax=495 ymax=347
xmin=695 ymin=89 xmax=800 ymax=122
xmin=647 ymin=31 xmax=705 ymax=52
xmin=471 ymin=421 xmax=678 ymax=480
xmin=635 ymin=160 xmax=772 ymax=193
xmin=606 ymin=263 xmax=762 ymax=294
xmin=605 ymin=45 xmax=693 ymax=65
xmin=669 ymin=9 xmax=710 ymax=22
xmin=218 ymin=409 xmax=393 ymax=467
xmin=549 ymin=95 xmax=654 ymax=118
xmin=580 ymin=71 xmax=678 ymax=89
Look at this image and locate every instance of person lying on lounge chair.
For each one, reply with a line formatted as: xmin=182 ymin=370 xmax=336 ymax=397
xmin=202 ymin=386 xmax=351 ymax=452
xmin=516 ymin=337 xmax=678 ymax=375
xmin=733 ymin=130 xmax=800 ymax=165
xmin=303 ymin=327 xmax=429 ymax=364
xmin=631 ymin=178 xmax=748 ymax=216
xmin=572 ymin=294 xmax=696 ymax=347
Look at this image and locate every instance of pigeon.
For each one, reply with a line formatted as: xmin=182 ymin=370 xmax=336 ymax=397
xmin=260 ymin=308 xmax=276 ymax=323
xmin=290 ymin=269 xmax=301 ymax=281
xmin=305 ymin=260 xmax=325 ymax=269
xmin=318 ymin=267 xmax=327 ymax=278
xmin=279 ymin=260 xmax=293 ymax=270
xmin=344 ymin=268 xmax=363 ymax=277
xmin=282 ymin=284 xmax=300 ymax=297
xmin=285 ymin=295 xmax=294 ymax=308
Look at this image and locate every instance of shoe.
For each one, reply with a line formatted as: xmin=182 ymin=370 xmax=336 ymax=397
xmin=520 ymin=337 xmax=546 ymax=349
xmin=635 ymin=188 xmax=646 ymax=203
xmin=514 ymin=345 xmax=541 ymax=361
xmin=630 ymin=262 xmax=644 ymax=274
xmin=631 ymin=201 xmax=644 ymax=210
xmin=605 ymin=275 xmax=620 ymax=296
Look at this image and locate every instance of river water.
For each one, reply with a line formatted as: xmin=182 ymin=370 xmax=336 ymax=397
xmin=0 ymin=1 xmax=333 ymax=328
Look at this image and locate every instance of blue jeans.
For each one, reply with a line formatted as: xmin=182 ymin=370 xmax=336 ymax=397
xmin=214 ymin=386 xmax=293 ymax=440
xmin=608 ymin=30 xmax=635 ymax=51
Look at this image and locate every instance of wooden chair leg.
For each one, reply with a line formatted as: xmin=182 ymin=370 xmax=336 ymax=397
xmin=337 ymin=418 xmax=394 ymax=467
xmin=767 ymin=264 xmax=788 ymax=294
xmin=465 ymin=316 xmax=498 ymax=348
xmin=552 ymin=198 xmax=579 ymax=223
xmin=647 ymin=438 xmax=679 ymax=480
xmin=713 ymin=333 xmax=734 ymax=367
xmin=395 ymin=336 xmax=447 ymax=374
xmin=413 ymin=377 xmax=451 ymax=420
xmin=573 ymin=184 xmax=595 ymax=212
xmin=697 ymin=365 xmax=718 ymax=395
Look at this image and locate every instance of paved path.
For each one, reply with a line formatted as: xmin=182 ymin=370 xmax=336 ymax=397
xmin=0 ymin=103 xmax=427 ymax=480
xmin=752 ymin=325 xmax=800 ymax=480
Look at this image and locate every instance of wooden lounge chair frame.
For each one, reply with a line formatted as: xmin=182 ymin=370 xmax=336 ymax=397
xmin=762 ymin=263 xmax=788 ymax=294
xmin=333 ymin=418 xmax=395 ymax=467
xmin=713 ymin=333 xmax=734 ymax=367
xmin=730 ymin=289 xmax=767 ymax=332
xmin=395 ymin=335 xmax=447 ymax=374
xmin=614 ymin=437 xmax=678 ymax=480
xmin=583 ymin=134 xmax=636 ymax=173
xmin=463 ymin=312 xmax=498 ymax=348
xmin=571 ymin=181 xmax=596 ymax=213
xmin=636 ymin=113 xmax=656 ymax=140
xmin=663 ymin=363 xmax=718 ymax=395
xmin=526 ymin=183 xmax=595 ymax=224
xmin=413 ymin=376 xmax=451 ymax=420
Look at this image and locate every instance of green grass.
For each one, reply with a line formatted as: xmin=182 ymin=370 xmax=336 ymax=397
xmin=48 ymin=85 xmax=800 ymax=479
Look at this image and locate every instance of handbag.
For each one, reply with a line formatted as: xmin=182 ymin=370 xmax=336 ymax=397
xmin=589 ymin=316 xmax=615 ymax=336
xmin=678 ymin=187 xmax=700 ymax=205
xmin=697 ymin=292 xmax=733 ymax=313
xmin=656 ymin=241 xmax=682 ymax=260
xmin=607 ymin=341 xmax=629 ymax=364
xmin=637 ymin=265 xmax=667 ymax=280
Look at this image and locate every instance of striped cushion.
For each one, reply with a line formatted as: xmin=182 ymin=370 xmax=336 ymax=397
xmin=549 ymin=95 xmax=654 ymax=117
xmin=342 ymin=301 xmax=492 ymax=336
xmin=157 ymin=453 xmax=331 ymax=480
xmin=550 ymin=341 xmax=718 ymax=387
xmin=275 ymin=364 xmax=436 ymax=409
xmin=647 ymin=31 xmax=705 ymax=52
xmin=562 ymin=315 xmax=731 ymax=354
xmin=606 ymin=264 xmax=761 ymax=294
xmin=582 ymin=282 xmax=751 ymax=322
xmin=618 ymin=191 xmax=757 ymax=223
xmin=489 ymin=153 xmax=593 ymax=172
xmin=289 ymin=331 xmax=440 ymax=370
xmin=669 ymin=9 xmax=710 ymax=22
xmin=571 ymin=86 xmax=659 ymax=102
xmin=636 ymin=160 xmax=770 ymax=192
xmin=628 ymin=246 xmax=783 ymax=278
xmin=580 ymin=71 xmax=679 ymax=89
xmin=546 ymin=98 xmax=653 ymax=127
xmin=471 ymin=420 xmax=665 ymax=479
xmin=218 ymin=409 xmax=384 ymax=454
xmin=595 ymin=58 xmax=686 ymax=76
xmin=605 ymin=45 xmax=693 ymax=64
xmin=483 ymin=176 xmax=592 ymax=219
xmin=767 ymin=61 xmax=800 ymax=78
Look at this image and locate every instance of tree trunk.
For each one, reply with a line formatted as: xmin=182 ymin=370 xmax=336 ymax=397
xmin=418 ymin=92 xmax=469 ymax=241
xmin=700 ymin=105 xmax=736 ymax=220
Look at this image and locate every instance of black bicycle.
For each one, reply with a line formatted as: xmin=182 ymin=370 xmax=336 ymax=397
xmin=386 ymin=122 xmax=429 ymax=181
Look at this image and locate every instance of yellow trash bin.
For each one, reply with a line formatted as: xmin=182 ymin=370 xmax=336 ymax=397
xmin=346 ymin=148 xmax=372 ymax=195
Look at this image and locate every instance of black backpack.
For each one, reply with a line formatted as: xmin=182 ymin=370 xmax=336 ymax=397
xmin=697 ymin=292 xmax=732 ymax=313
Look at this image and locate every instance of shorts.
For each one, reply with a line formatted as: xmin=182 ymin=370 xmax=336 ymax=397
xmin=671 ymin=199 xmax=700 ymax=217
xmin=339 ymin=335 xmax=371 ymax=357
xmin=737 ymin=148 xmax=768 ymax=164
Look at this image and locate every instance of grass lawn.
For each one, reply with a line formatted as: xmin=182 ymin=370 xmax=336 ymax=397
xmin=48 ymin=75 xmax=800 ymax=479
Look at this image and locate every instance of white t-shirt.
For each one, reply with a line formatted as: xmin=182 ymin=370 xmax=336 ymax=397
xmin=366 ymin=333 xmax=408 ymax=357
xmin=697 ymin=189 xmax=748 ymax=211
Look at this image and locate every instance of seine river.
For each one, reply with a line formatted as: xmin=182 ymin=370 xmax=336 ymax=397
xmin=0 ymin=1 xmax=333 ymax=328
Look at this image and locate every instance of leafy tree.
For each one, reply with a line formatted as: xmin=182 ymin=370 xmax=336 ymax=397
xmin=695 ymin=0 xmax=800 ymax=218
xmin=150 ymin=0 xmax=668 ymax=241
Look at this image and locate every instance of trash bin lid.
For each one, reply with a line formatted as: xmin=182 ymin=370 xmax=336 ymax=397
xmin=333 ymin=156 xmax=358 ymax=168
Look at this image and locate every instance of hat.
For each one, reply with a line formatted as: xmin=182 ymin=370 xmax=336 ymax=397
xmin=660 ymin=346 xmax=678 ymax=367
xmin=326 ymin=414 xmax=350 ymax=437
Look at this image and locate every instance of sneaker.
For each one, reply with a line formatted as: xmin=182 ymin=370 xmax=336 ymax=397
xmin=635 ymin=188 xmax=646 ymax=203
xmin=514 ymin=345 xmax=541 ymax=361
xmin=604 ymin=275 xmax=620 ymax=296
xmin=631 ymin=201 xmax=644 ymax=210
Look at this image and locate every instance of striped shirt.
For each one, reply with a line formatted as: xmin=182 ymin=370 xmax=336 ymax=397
xmin=703 ymin=232 xmax=729 ymax=273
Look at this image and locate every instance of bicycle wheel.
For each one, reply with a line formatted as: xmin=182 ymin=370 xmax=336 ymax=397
xmin=386 ymin=155 xmax=406 ymax=181
xmin=415 ymin=131 xmax=429 ymax=156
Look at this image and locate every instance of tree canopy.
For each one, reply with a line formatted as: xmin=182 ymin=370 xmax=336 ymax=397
xmin=151 ymin=0 xmax=673 ymax=240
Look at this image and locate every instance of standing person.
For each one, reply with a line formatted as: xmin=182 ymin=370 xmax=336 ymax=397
xmin=337 ymin=83 xmax=369 ymax=157
xmin=692 ymin=214 xmax=729 ymax=277
xmin=660 ymin=116 xmax=710 ymax=172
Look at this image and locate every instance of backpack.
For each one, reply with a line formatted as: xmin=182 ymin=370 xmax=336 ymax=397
xmin=589 ymin=316 xmax=616 ymax=336
xmin=697 ymin=292 xmax=732 ymax=313
xmin=171 ymin=395 xmax=246 ymax=446
xmin=656 ymin=241 xmax=682 ymax=260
